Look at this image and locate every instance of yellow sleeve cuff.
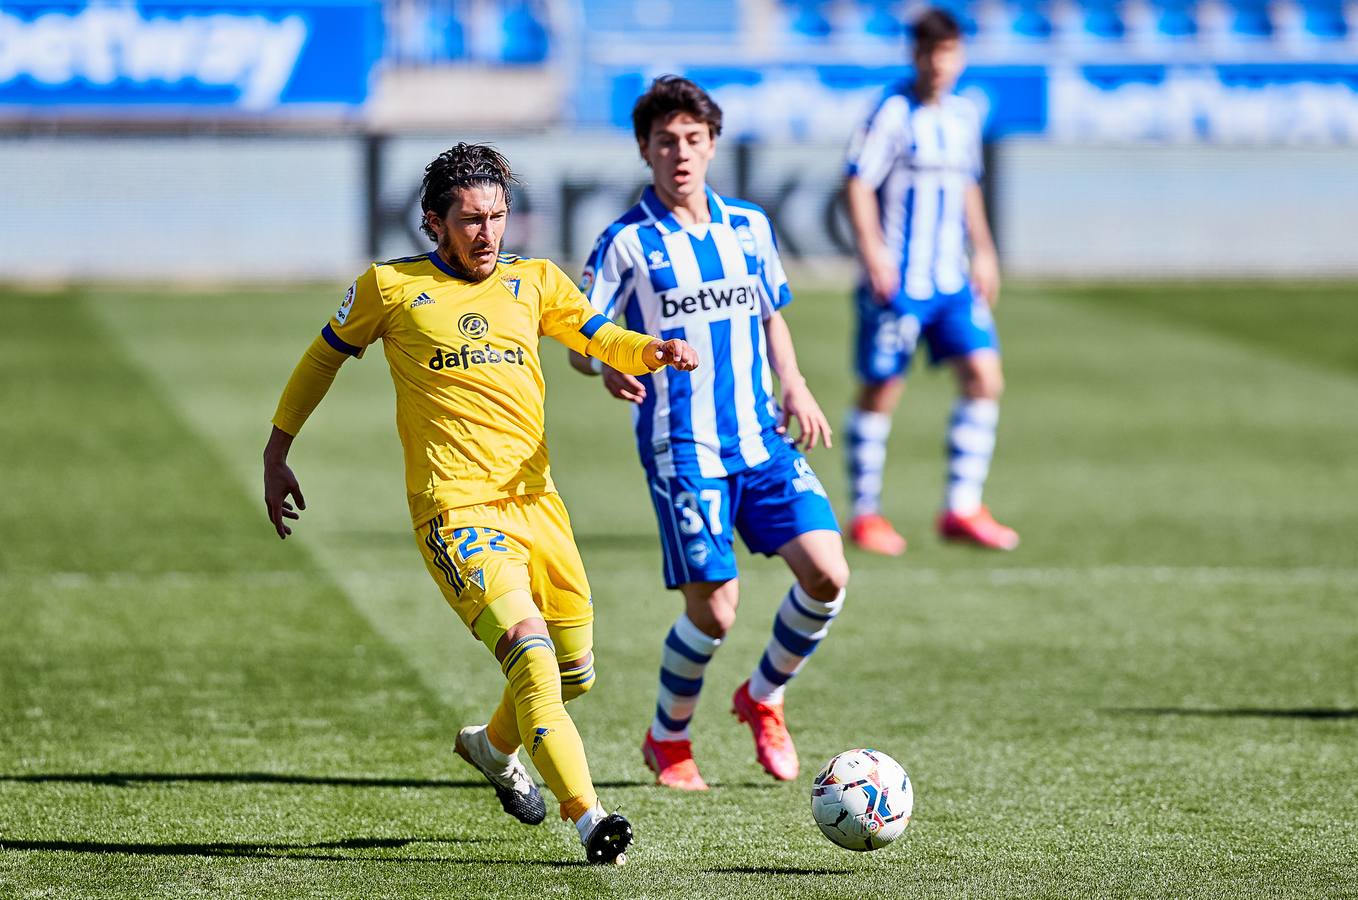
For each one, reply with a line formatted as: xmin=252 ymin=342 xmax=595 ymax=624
xmin=585 ymin=321 xmax=657 ymax=375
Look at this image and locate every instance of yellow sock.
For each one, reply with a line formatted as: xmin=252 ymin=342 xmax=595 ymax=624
xmin=486 ymin=685 xmax=519 ymax=756
xmin=500 ymin=634 xmax=598 ymax=821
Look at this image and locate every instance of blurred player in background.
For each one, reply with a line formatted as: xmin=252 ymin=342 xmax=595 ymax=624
xmin=262 ymin=143 xmax=698 ymax=864
xmin=570 ymin=77 xmax=849 ymax=791
xmin=843 ymin=8 xmax=1019 ymax=555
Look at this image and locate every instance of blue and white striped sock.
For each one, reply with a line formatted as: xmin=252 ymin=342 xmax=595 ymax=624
xmin=945 ymin=398 xmax=998 ymax=515
xmin=747 ymin=584 xmax=845 ymax=705
xmin=847 ymin=409 xmax=893 ymax=517
xmin=650 ymin=614 xmax=721 ymax=742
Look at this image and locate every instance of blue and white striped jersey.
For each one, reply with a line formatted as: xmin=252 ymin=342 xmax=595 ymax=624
xmin=846 ymin=82 xmax=983 ymax=301
xmin=580 ymin=186 xmax=792 ymax=479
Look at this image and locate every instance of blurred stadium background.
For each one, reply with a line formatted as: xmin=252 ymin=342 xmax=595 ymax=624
xmin=2 ymin=0 xmax=1357 ymax=280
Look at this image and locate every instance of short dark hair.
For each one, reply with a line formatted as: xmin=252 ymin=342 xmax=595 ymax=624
xmin=420 ymin=143 xmax=517 ymax=242
xmin=631 ymin=75 xmax=723 ymax=143
xmin=912 ymin=7 xmax=962 ymax=52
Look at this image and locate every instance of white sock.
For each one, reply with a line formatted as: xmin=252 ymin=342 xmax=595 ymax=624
xmin=650 ymin=614 xmax=722 ymax=742
xmin=747 ymin=584 xmax=845 ymax=705
xmin=575 ymin=802 xmax=608 ymax=843
xmin=945 ymin=398 xmax=998 ymax=515
xmin=475 ymin=726 xmax=513 ymax=768
xmin=847 ymin=409 xmax=892 ymax=517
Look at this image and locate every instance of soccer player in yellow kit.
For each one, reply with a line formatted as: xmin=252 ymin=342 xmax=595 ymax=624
xmin=262 ymin=144 xmax=697 ymax=865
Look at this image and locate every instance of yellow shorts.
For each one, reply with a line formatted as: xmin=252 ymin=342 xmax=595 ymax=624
xmin=415 ymin=491 xmax=593 ymax=634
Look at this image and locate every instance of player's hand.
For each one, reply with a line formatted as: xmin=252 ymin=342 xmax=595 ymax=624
xmin=972 ymin=248 xmax=1001 ymax=307
xmin=602 ymin=366 xmax=647 ymax=404
xmin=778 ymin=378 xmax=833 ymax=451
xmin=263 ymin=436 xmax=306 ymax=540
xmin=652 ymin=338 xmax=699 ymax=371
xmin=866 ymin=252 xmax=900 ymax=306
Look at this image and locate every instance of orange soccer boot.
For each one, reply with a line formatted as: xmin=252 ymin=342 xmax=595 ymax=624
xmin=849 ymin=513 xmax=908 ymax=556
xmin=641 ymin=731 xmax=709 ymax=791
xmin=731 ymin=681 xmax=799 ymax=781
xmin=937 ymin=506 xmax=1020 ymax=551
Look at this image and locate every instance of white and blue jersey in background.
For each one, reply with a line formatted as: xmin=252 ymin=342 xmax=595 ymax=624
xmin=580 ymin=185 xmax=791 ymax=480
xmin=846 ymin=81 xmax=983 ymax=303
xmin=846 ymin=82 xmax=997 ymax=382
xmin=581 ymin=185 xmax=838 ymax=589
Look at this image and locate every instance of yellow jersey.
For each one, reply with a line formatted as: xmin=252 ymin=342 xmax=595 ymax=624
xmin=274 ymin=250 xmax=659 ymax=527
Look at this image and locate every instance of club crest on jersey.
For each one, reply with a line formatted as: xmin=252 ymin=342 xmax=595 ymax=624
xmin=335 ymin=281 xmax=356 ymax=324
xmin=410 ymin=291 xmax=435 ymax=308
xmin=458 ymin=312 xmax=489 ymax=340
xmin=648 ymin=249 xmax=671 ymax=271
xmin=735 ymin=224 xmax=758 ymax=256
xmin=500 ymin=275 xmax=521 ymax=298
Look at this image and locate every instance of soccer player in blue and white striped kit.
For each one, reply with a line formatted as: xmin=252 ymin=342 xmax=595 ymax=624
xmin=843 ymin=8 xmax=1019 ymax=556
xmin=569 ymin=76 xmax=849 ymax=791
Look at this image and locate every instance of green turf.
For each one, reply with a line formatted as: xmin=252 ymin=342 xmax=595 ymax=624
xmin=1 ymin=279 xmax=1355 ymax=898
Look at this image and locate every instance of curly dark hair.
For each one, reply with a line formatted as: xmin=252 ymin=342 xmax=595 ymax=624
xmin=912 ymin=7 xmax=962 ymax=53
xmin=419 ymin=143 xmax=517 ymax=242
xmin=631 ymin=75 xmax=723 ymax=143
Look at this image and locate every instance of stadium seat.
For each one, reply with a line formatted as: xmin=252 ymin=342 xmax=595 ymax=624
xmin=1151 ymin=0 xmax=1198 ymax=36
xmin=500 ymin=1 xmax=550 ymax=63
xmin=1081 ymin=0 xmax=1127 ymax=38
xmin=1228 ymin=0 xmax=1273 ymax=36
xmin=1297 ymin=0 xmax=1348 ymax=37
xmin=784 ymin=0 xmax=834 ymax=37
xmin=860 ymin=0 xmax=905 ymax=37
xmin=1009 ymin=0 xmax=1054 ymax=38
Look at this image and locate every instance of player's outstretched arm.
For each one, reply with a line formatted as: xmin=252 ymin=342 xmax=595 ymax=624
xmin=263 ymin=426 xmax=306 ymax=540
xmin=764 ymin=311 xmax=832 ymax=451
xmin=264 ymin=335 xmax=349 ymax=539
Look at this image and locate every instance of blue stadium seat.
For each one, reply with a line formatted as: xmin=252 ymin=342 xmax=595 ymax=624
xmin=1228 ymin=0 xmax=1273 ymax=36
xmin=1151 ymin=0 xmax=1197 ymax=37
xmin=1009 ymin=0 xmax=1053 ymax=38
xmin=860 ymin=0 xmax=905 ymax=37
xmin=500 ymin=1 xmax=550 ymax=63
xmin=1081 ymin=0 xmax=1126 ymax=38
xmin=784 ymin=0 xmax=834 ymax=37
xmin=582 ymin=0 xmax=742 ymax=36
xmin=1298 ymin=0 xmax=1348 ymax=37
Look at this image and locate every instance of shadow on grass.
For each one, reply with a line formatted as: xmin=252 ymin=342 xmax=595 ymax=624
xmin=0 ymin=772 xmax=652 ymax=790
xmin=0 ymin=836 xmax=478 ymax=861
xmin=1106 ymin=707 xmax=1358 ymax=720
xmin=709 ymin=865 xmax=854 ymax=875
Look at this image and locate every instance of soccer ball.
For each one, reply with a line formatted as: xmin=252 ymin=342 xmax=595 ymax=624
xmin=810 ymin=748 xmax=913 ymax=851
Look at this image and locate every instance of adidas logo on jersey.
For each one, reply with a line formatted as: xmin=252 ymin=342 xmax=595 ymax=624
xmin=410 ymin=292 xmax=436 ymax=308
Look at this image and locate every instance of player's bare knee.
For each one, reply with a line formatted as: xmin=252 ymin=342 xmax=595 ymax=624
xmin=800 ymin=557 xmax=850 ymax=601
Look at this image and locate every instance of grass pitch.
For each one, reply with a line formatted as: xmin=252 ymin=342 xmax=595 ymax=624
xmin=1 ymin=278 xmax=1355 ymax=898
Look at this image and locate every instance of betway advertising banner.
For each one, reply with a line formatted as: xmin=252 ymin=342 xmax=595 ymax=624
xmin=591 ymin=62 xmax=1358 ymax=145
xmin=0 ymin=0 xmax=381 ymax=111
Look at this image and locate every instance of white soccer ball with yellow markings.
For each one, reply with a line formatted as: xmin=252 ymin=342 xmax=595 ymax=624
xmin=810 ymin=748 xmax=913 ymax=851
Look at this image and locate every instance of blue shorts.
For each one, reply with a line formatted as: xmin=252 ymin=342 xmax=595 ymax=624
xmin=646 ymin=440 xmax=840 ymax=589
xmin=854 ymin=283 xmax=998 ymax=384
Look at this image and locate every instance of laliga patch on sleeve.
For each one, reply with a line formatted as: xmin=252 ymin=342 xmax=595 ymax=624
xmin=336 ymin=282 xmax=356 ymax=324
xmin=578 ymin=266 xmax=595 ymax=295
